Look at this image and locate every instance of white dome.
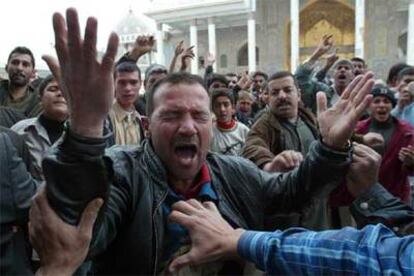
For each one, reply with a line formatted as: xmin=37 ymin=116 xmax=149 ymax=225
xmin=115 ymin=9 xmax=156 ymax=36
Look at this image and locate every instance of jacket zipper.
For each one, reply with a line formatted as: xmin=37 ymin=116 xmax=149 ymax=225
xmin=152 ymin=191 xmax=168 ymax=275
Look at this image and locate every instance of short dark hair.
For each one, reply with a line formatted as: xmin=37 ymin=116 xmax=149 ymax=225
xmin=37 ymin=75 xmax=55 ymax=97
xmin=114 ymin=61 xmax=141 ymax=80
xmin=386 ymin=62 xmax=409 ymax=85
xmin=7 ymin=46 xmax=35 ymax=68
xmin=146 ymin=72 xmax=206 ymax=116
xmin=397 ymin=66 xmax=414 ymax=82
xmin=252 ymin=71 xmax=268 ymax=80
xmin=351 ymin=57 xmax=366 ymax=66
xmin=207 ymin=73 xmax=229 ymax=89
xmin=211 ymin=88 xmax=235 ymax=108
xmin=267 ymin=71 xmax=299 ymax=89
xmin=332 ymin=59 xmax=354 ymax=70
xmin=225 ymin=72 xmax=237 ymax=78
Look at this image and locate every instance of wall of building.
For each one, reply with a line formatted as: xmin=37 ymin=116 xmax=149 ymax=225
xmin=164 ymin=0 xmax=409 ymax=79
xmin=365 ymin=0 xmax=408 ymax=79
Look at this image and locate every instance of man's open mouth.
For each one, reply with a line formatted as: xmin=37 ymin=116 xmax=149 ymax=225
xmin=377 ymin=110 xmax=387 ymax=116
xmin=174 ymin=144 xmax=198 ymax=159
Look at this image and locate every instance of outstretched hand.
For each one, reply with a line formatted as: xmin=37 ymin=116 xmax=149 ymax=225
xmin=206 ymin=53 xmax=216 ymax=66
xmin=180 ymin=45 xmax=195 ymax=71
xmin=130 ymin=35 xmax=155 ymax=59
xmin=237 ymin=71 xmax=252 ymax=90
xmin=174 ymin=40 xmax=185 ymax=57
xmin=43 ymin=8 xmax=119 ymax=138
xmin=317 ymin=72 xmax=374 ymax=150
xmin=168 ymin=200 xmax=244 ymax=273
xmin=29 ymin=189 xmax=103 ymax=276
xmin=316 ymin=34 xmax=334 ymax=55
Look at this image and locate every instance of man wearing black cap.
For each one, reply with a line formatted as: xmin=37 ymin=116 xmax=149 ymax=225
xmin=352 ymin=85 xmax=414 ymax=204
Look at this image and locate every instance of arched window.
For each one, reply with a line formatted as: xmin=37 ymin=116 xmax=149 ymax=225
xmin=220 ymin=54 xmax=228 ymax=68
xmin=237 ymin=43 xmax=259 ymax=66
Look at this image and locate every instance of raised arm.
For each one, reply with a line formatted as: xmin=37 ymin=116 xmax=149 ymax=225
xmin=179 ymin=45 xmax=195 ymax=72
xmin=117 ymin=35 xmax=155 ymax=64
xmin=40 ymin=8 xmax=134 ymax=257
xmin=169 ymin=40 xmax=184 ymax=73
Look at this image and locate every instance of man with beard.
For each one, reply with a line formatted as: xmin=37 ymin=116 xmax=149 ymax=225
xmin=40 ymin=8 xmax=374 ymax=275
xmin=252 ymin=71 xmax=268 ymax=95
xmin=243 ymin=71 xmax=317 ymax=172
xmin=12 ymin=75 xmax=68 ymax=181
xmin=210 ymin=88 xmax=249 ymax=156
xmin=351 ymin=57 xmax=368 ymax=76
xmin=0 ymin=47 xmax=42 ymax=121
xmin=242 ymin=71 xmax=328 ymax=230
xmin=235 ymin=90 xmax=255 ymax=127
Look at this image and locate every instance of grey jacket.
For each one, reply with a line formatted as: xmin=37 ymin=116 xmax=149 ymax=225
xmin=43 ymin=129 xmax=352 ymax=274
xmin=12 ymin=117 xmax=63 ymax=181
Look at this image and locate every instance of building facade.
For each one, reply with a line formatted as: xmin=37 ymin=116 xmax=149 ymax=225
xmin=144 ymin=0 xmax=414 ymax=79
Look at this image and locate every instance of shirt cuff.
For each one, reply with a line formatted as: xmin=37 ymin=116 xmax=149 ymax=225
xmin=59 ymin=126 xmax=108 ymax=157
xmin=315 ymin=139 xmax=352 ymax=164
xmin=237 ymin=230 xmax=276 ymax=271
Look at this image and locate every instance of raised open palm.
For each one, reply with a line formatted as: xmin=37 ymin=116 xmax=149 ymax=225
xmin=43 ymin=8 xmax=119 ymax=137
xmin=317 ymin=72 xmax=374 ymax=150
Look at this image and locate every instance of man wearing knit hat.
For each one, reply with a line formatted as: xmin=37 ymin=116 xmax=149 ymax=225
xmin=353 ymin=85 xmax=414 ymax=204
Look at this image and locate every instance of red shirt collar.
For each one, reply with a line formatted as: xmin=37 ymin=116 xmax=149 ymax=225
xmin=172 ymin=163 xmax=211 ymax=199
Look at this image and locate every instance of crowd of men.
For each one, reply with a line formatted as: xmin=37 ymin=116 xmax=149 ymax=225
xmin=0 ymin=8 xmax=413 ymax=275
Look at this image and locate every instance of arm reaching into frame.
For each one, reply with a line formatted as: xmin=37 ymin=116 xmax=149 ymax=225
xmin=168 ymin=200 xmax=414 ymax=275
xmin=42 ymin=8 xmax=119 ymax=138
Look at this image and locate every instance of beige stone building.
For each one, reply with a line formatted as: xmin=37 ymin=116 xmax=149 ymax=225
xmin=139 ymin=0 xmax=413 ymax=79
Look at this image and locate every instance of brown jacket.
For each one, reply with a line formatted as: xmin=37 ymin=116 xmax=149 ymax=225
xmin=242 ymin=107 xmax=318 ymax=168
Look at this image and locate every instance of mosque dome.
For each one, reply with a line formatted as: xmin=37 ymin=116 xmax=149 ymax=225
xmin=115 ymin=9 xmax=156 ymax=37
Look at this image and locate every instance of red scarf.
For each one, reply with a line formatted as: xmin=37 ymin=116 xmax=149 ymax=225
xmin=216 ymin=119 xmax=236 ymax=130
xmin=173 ymin=164 xmax=211 ymax=199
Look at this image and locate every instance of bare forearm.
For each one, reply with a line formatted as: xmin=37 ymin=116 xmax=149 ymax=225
xmin=169 ymin=55 xmax=179 ymax=73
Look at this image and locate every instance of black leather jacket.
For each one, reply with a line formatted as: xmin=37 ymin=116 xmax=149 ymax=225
xmin=0 ymin=133 xmax=38 ymax=275
xmin=43 ymin=129 xmax=352 ymax=274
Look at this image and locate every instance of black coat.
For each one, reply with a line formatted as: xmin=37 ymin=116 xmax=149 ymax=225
xmin=44 ymin=129 xmax=352 ymax=275
xmin=0 ymin=133 xmax=38 ymax=275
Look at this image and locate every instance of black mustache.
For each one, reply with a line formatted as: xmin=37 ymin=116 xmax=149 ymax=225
xmin=276 ymin=100 xmax=291 ymax=106
xmin=172 ymin=136 xmax=199 ymax=147
xmin=11 ymin=72 xmax=25 ymax=78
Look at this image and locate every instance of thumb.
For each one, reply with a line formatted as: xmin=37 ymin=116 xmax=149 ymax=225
xmin=168 ymin=253 xmax=193 ymax=274
xmin=316 ymin=91 xmax=327 ymax=117
xmin=78 ymin=198 xmax=103 ymax=235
